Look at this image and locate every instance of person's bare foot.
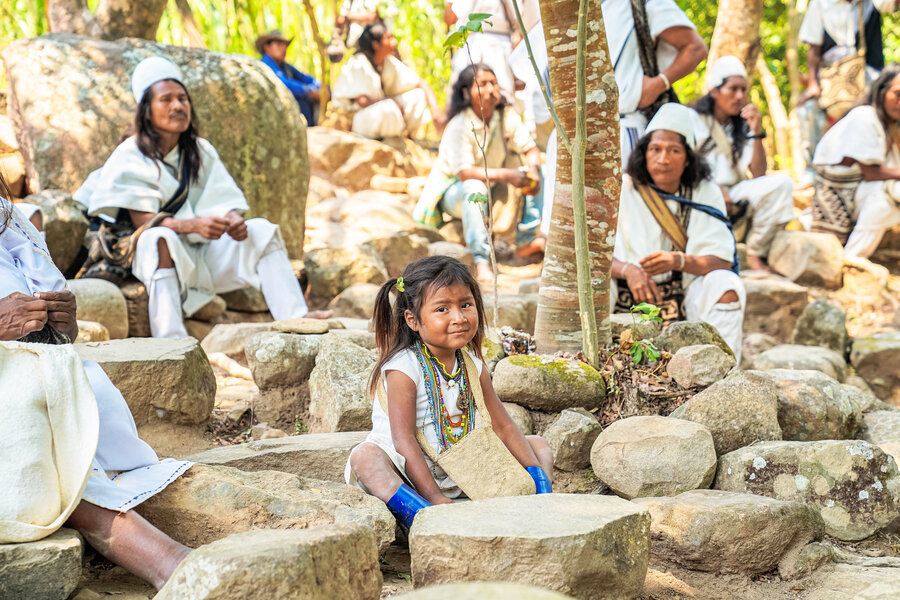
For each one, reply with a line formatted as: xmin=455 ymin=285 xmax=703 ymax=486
xmin=476 ymin=262 xmax=493 ymax=282
xmin=305 ymin=309 xmax=334 ymax=319
xmin=515 ymin=236 xmax=546 ymax=258
xmin=747 ymin=254 xmax=773 ymax=273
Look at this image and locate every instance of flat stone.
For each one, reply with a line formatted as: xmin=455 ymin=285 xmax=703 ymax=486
xmin=666 ymin=344 xmax=735 ymax=389
xmin=327 ymin=282 xmax=380 ymax=319
xmin=272 ymin=318 xmax=331 ymax=334
xmin=66 ymin=278 xmax=129 ymax=339
xmin=609 ymin=312 xmax=661 ymax=341
xmin=670 ymin=371 xmax=782 ymax=455
xmin=654 ymin=321 xmax=734 ymax=359
xmin=187 ymin=432 xmax=367 ymax=482
xmin=492 ymin=355 xmax=605 ymax=412
xmin=327 ymin=328 xmax=376 ymax=349
xmin=308 ymin=335 xmax=376 ymax=432
xmin=220 ymin=286 xmax=269 ymax=312
xmin=740 ymin=332 xmax=778 ymax=369
xmin=805 ymin=565 xmax=900 ymax=600
xmin=200 ymin=322 xmax=273 ymax=365
xmin=155 ymin=525 xmax=382 ymax=600
xmin=544 ymin=409 xmax=602 ymax=472
xmin=74 ymin=320 xmax=109 ymax=343
xmin=741 ymin=273 xmax=809 ymax=343
xmin=851 ymin=332 xmax=900 ymax=407
xmin=395 ymin=583 xmax=574 ymax=599
xmin=245 ymin=332 xmax=323 ymax=391
xmin=139 ymin=464 xmax=395 ymax=552
xmin=752 ymin=344 xmax=847 ymax=382
xmin=502 ymin=402 xmax=533 ymax=435
xmin=591 ymin=415 xmax=717 ymax=499
xmin=791 ymin=300 xmax=850 ymax=355
xmin=768 ymin=231 xmax=844 ymax=289
xmin=715 ymin=440 xmax=900 ymax=541
xmin=0 ymin=528 xmax=82 ymax=600
xmin=75 ymin=338 xmax=215 ymax=425
xmin=409 ymin=494 xmax=649 ymax=600
xmin=632 ymin=489 xmax=824 ymax=575
xmin=858 ymin=411 xmax=900 ymax=445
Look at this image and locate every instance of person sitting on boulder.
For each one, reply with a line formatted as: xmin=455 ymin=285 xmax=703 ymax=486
xmin=345 ymin=255 xmax=553 ymax=528
xmin=11 ymin=202 xmax=43 ymax=232
xmin=0 ymin=184 xmax=192 ymax=590
xmin=413 ymin=64 xmax=544 ymax=281
xmin=76 ymin=57 xmax=331 ymax=339
xmin=257 ymin=29 xmax=322 ymax=126
xmin=809 ymin=63 xmax=900 ymax=257
xmin=329 ymin=23 xmax=443 ymax=139
xmin=691 ymin=56 xmax=795 ymax=272
xmin=612 ymin=103 xmax=746 ymax=361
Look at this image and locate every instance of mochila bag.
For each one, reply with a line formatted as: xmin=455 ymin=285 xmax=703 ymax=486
xmin=376 ymin=350 xmax=535 ymax=500
xmin=811 ymin=165 xmax=863 ymax=244
xmin=819 ymin=1 xmax=866 ymax=122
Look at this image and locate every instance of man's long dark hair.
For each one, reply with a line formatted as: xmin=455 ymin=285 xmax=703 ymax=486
xmin=358 ymin=23 xmax=388 ymax=66
xmin=862 ymin=62 xmax=900 ymax=135
xmin=134 ymin=79 xmax=201 ymax=183
xmin=691 ymin=89 xmax=750 ymax=166
xmin=626 ymin=131 xmax=712 ymax=192
xmin=446 ymin=63 xmax=509 ymax=123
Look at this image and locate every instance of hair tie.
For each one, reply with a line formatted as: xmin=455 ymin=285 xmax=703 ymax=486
xmin=396 ymin=277 xmax=405 ymax=293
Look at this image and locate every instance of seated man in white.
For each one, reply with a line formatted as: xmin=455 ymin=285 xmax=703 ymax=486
xmin=611 ymin=103 xmax=746 ymax=361
xmin=77 ymin=57 xmax=330 ymax=338
xmin=691 ymin=56 xmax=795 ymax=272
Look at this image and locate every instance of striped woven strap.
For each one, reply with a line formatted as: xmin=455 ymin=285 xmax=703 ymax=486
xmin=635 ymin=183 xmax=688 ymax=253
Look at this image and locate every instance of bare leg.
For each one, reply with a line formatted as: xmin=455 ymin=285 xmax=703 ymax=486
xmin=157 ymin=237 xmax=174 ymax=268
xmin=526 ymin=435 xmax=554 ymax=478
xmin=66 ymin=500 xmax=191 ymax=590
xmin=348 ymin=442 xmax=405 ymax=502
xmin=746 ymin=254 xmax=773 ymax=273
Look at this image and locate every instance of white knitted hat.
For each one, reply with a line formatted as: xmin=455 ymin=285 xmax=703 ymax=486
xmin=644 ymin=103 xmax=697 ymax=148
xmin=131 ymin=56 xmax=186 ymax=104
xmin=706 ymin=55 xmax=748 ymax=90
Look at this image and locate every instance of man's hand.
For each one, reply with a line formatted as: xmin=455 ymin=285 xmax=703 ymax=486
xmin=0 ymin=292 xmax=48 ymax=341
xmin=355 ymin=95 xmax=376 ymax=108
xmin=504 ymin=168 xmax=532 ymax=189
xmin=640 ymin=250 xmax=681 ymax=276
xmin=741 ymin=104 xmax=763 ymax=135
xmin=638 ymin=75 xmax=667 ymax=109
xmin=35 ymin=290 xmax=78 ymax=341
xmin=225 ymin=210 xmax=248 ymax=241
xmin=190 ymin=217 xmax=229 ymax=240
xmin=623 ymin=265 xmax=662 ymax=304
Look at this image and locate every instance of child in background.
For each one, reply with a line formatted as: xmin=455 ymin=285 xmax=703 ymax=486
xmin=344 ymin=256 xmax=552 ymax=527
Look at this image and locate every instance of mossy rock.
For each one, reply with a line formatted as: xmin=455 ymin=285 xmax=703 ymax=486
xmin=654 ymin=321 xmax=734 ymax=359
xmin=491 ymin=355 xmax=605 ymax=412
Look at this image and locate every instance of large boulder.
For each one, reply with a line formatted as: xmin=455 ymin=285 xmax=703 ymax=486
xmin=200 ymin=322 xmax=273 ymax=365
xmin=715 ymin=440 xmax=900 ymax=541
xmin=791 ymin=300 xmax=849 ymax=355
xmin=740 ymin=332 xmax=778 ymax=369
xmin=155 ymin=525 xmax=382 ymax=600
xmin=75 ymin=337 xmax=215 ymax=425
xmin=741 ymin=274 xmax=809 ymax=343
xmin=308 ymin=335 xmax=376 ymax=432
xmin=303 ymin=245 xmax=388 ymax=308
xmin=590 ymin=415 xmax=717 ymax=499
xmin=850 ymin=332 xmax=900 ymax=407
xmin=543 ymin=409 xmax=602 ymax=472
xmin=428 ymin=241 xmax=475 ymax=273
xmin=632 ymin=490 xmax=824 ymax=575
xmin=327 ymin=282 xmax=380 ymax=319
xmin=409 ymin=494 xmax=649 ymax=600
xmin=245 ymin=332 xmax=323 ymax=391
xmin=670 ymin=371 xmax=781 ymax=455
xmin=757 ymin=369 xmax=862 ymax=441
xmin=139 ymin=464 xmax=395 ymax=552
xmin=654 ymin=321 xmax=733 ymax=358
xmin=187 ymin=432 xmax=367 ymax=482
xmin=0 ymin=528 xmax=82 ymax=600
xmin=858 ymin=410 xmax=900 ymax=445
xmin=396 ymin=583 xmax=574 ymax=600
xmin=307 ymin=127 xmax=423 ymax=191
xmin=66 ymin=278 xmax=129 ymax=340
xmin=219 ymin=287 xmax=269 ymax=313
xmin=24 ymin=190 xmax=89 ymax=273
xmin=2 ymin=34 xmax=310 ymax=256
xmin=752 ymin=344 xmax=847 ymax=381
xmin=666 ymin=344 xmax=735 ymax=389
xmin=768 ymin=231 xmax=844 ymax=289
xmin=360 ymin=231 xmax=430 ymax=278
xmin=484 ymin=294 xmax=539 ymax=333
xmin=609 ymin=313 xmax=661 ymax=341
xmin=491 ymin=355 xmax=606 ymax=412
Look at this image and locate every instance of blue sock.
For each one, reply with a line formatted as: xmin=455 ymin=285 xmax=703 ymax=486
xmin=385 ymin=484 xmax=431 ymax=528
xmin=526 ymin=466 xmax=552 ymax=494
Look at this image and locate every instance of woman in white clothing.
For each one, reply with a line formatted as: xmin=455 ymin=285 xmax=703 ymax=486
xmin=811 ymin=63 xmax=900 ymax=257
xmin=612 ymin=104 xmax=746 ymax=361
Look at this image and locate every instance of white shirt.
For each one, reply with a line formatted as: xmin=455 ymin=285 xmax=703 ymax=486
xmin=693 ymin=114 xmax=755 ymax=187
xmin=799 ymin=0 xmax=894 ymax=47
xmin=0 ymin=199 xmax=65 ymax=299
xmin=332 ymin=54 xmax=423 ymax=112
xmin=813 ymin=105 xmax=900 ymax=172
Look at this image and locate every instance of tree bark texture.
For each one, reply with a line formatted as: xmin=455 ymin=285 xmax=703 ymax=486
xmin=533 ymin=0 xmax=620 ymax=355
xmin=47 ymin=0 xmax=167 ymax=40
xmin=706 ymin=0 xmax=764 ymax=79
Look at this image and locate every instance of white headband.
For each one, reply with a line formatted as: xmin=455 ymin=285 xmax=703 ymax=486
xmin=644 ymin=103 xmax=697 ymax=148
xmin=131 ymin=57 xmax=186 ymax=104
xmin=706 ymin=55 xmax=748 ymax=91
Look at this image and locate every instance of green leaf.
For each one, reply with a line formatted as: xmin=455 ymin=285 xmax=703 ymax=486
xmin=465 ymin=13 xmax=494 ymax=33
xmin=445 ymin=28 xmax=468 ymax=49
xmin=466 ymin=191 xmax=488 ymax=204
xmin=632 ymin=345 xmax=643 ymax=364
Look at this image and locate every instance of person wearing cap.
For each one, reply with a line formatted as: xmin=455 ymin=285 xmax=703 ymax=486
xmin=257 ymin=30 xmax=322 ymax=126
xmin=691 ymin=56 xmax=795 ymax=272
xmin=77 ymin=56 xmax=331 ymax=339
xmin=611 ymin=103 xmax=746 ymax=361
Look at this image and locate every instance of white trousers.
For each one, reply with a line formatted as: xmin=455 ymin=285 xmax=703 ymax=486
xmin=351 ymin=88 xmax=430 ymax=139
xmin=729 ymin=174 xmax=795 ymax=258
xmin=844 ymin=179 xmax=900 ymax=258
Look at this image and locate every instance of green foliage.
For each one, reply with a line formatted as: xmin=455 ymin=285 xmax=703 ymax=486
xmin=466 ymin=191 xmax=488 ymax=204
xmin=630 ymin=338 xmax=661 ymax=365
xmin=445 ymin=12 xmax=493 ymax=49
xmin=630 ymin=302 xmax=663 ymax=323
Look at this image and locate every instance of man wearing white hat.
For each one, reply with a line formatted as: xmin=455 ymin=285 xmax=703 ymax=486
xmin=691 ymin=56 xmax=795 ymax=272
xmin=611 ymin=103 xmax=746 ymax=361
xmin=76 ymin=56 xmax=330 ymax=338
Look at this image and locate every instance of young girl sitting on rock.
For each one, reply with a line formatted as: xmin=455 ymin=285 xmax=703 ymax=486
xmin=344 ymin=255 xmax=553 ymax=526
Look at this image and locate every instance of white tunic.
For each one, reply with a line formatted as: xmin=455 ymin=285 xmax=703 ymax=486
xmin=799 ymin=0 xmax=895 ymax=48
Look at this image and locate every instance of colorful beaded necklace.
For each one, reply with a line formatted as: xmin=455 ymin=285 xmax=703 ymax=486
xmin=414 ymin=340 xmax=476 ymax=453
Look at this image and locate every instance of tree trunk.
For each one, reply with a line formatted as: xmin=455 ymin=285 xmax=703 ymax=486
xmin=47 ymin=0 xmax=103 ymax=37
xmin=175 ymin=0 xmax=208 ymax=49
xmin=756 ymin=55 xmax=791 ymax=170
xmin=533 ymin=0 xmax=620 ymax=355
xmin=47 ymin=0 xmax=167 ymax=40
xmin=706 ymin=0 xmax=764 ymax=77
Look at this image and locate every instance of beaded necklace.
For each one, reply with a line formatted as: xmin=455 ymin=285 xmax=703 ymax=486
xmin=414 ymin=341 xmax=476 ymax=453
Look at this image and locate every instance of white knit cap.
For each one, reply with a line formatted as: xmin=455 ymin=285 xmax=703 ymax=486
xmin=706 ymin=55 xmax=748 ymax=90
xmin=131 ymin=56 xmax=186 ymax=104
xmin=644 ymin=103 xmax=697 ymax=148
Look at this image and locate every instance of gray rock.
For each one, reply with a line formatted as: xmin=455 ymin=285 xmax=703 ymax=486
xmin=200 ymin=322 xmax=273 ymax=365
xmin=492 ymin=355 xmax=605 ymax=412
xmin=777 ymin=542 xmax=834 ymax=580
xmin=484 ymin=294 xmax=538 ymax=334
xmin=187 ymin=432 xmax=367 ymax=482
xmin=155 ymin=525 xmax=382 ymax=600
xmin=609 ymin=313 xmax=661 ymax=341
xmin=768 ymin=231 xmax=844 ymax=289
xmin=219 ymin=287 xmax=269 ymax=312
xmin=191 ymin=295 xmax=227 ymax=321
xmin=590 ymin=415 xmax=717 ymax=499
xmin=752 ymin=344 xmax=847 ymax=382
xmin=544 ymin=409 xmax=602 ymax=471
xmin=742 ymin=273 xmax=809 ymax=343
xmin=75 ymin=337 xmax=215 ymax=425
xmin=840 ymin=381 xmax=893 ymax=413
xmin=66 ymin=278 xmax=128 ymax=340
xmin=308 ymin=335 xmax=376 ymax=432
xmin=517 ymin=277 xmax=541 ymax=295
xmin=428 ymin=242 xmax=475 ymax=273
xmin=245 ymin=332 xmax=323 ymax=391
xmin=395 ymin=583 xmax=574 ymax=600
xmin=0 ymin=528 xmax=82 ymax=600
xmin=326 ymin=282 xmax=380 ymax=319
xmin=715 ymin=440 xmax=900 ymax=541
xmin=858 ymin=411 xmax=900 ymax=445
xmin=360 ymin=231 xmax=430 ymax=278
xmin=740 ymin=332 xmax=779 ymax=369
xmin=632 ymin=489 xmax=824 ymax=575
xmin=666 ymin=344 xmax=735 ymax=389
xmin=409 ymin=494 xmax=649 ymax=600
xmin=670 ymin=371 xmax=782 ymax=455
xmin=26 ymin=190 xmax=89 ymax=274
xmin=303 ymin=245 xmax=388 ymax=308
xmin=654 ymin=321 xmax=734 ymax=359
xmin=805 ymin=564 xmax=900 ymax=599
xmin=791 ymin=300 xmax=850 ymax=355
xmin=502 ymin=402 xmax=533 ymax=436
xmin=850 ymin=332 xmax=900 ymax=407
xmin=327 ymin=328 xmax=376 ymax=350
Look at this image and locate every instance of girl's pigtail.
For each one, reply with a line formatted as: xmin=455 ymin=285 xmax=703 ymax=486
xmin=369 ymin=278 xmax=399 ymax=396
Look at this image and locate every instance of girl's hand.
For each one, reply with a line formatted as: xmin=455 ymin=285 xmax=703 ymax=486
xmin=426 ymin=493 xmax=453 ymax=505
xmin=624 ymin=264 xmax=662 ymax=304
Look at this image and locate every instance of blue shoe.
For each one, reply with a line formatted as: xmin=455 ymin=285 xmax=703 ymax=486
xmin=526 ymin=466 xmax=552 ymax=494
xmin=386 ymin=484 xmax=431 ymax=528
